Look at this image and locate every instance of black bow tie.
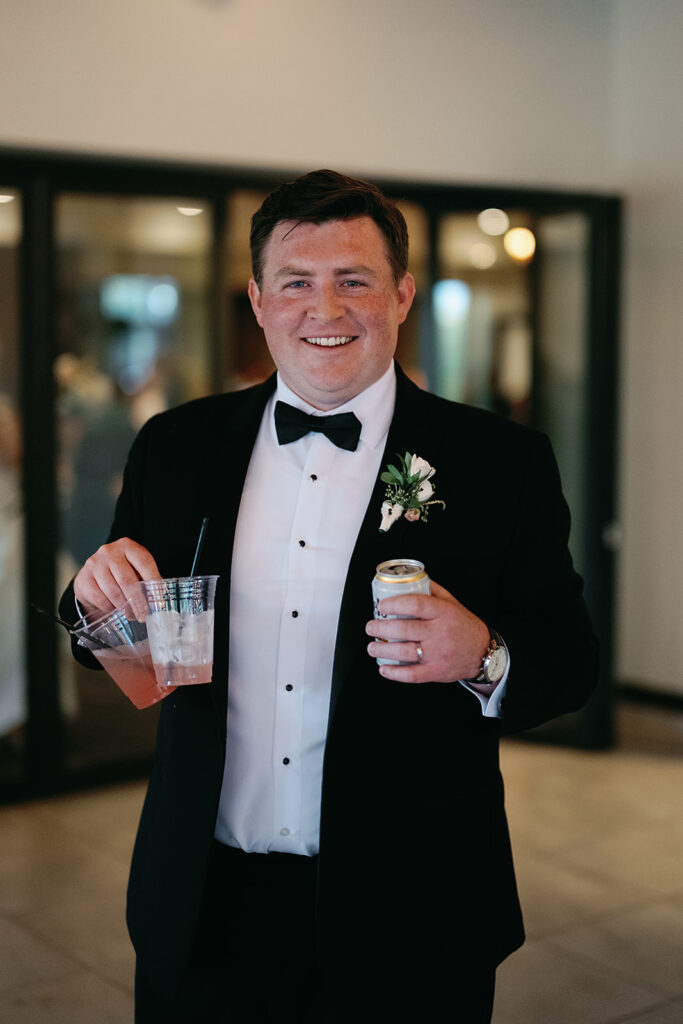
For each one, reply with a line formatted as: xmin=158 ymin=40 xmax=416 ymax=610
xmin=274 ymin=401 xmax=362 ymax=452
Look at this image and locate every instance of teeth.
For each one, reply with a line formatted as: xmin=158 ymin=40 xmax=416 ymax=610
xmin=303 ymin=336 xmax=353 ymax=347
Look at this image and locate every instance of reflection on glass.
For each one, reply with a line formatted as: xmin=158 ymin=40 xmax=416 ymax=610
xmin=433 ymin=279 xmax=471 ymax=401
xmin=434 ymin=208 xmax=590 ymax=570
xmin=55 ymin=193 xmax=213 ymax=772
xmin=535 ymin=213 xmax=589 ymax=568
xmin=0 ymin=189 xmax=25 ymax=782
xmin=435 ymin=212 xmax=533 ymax=423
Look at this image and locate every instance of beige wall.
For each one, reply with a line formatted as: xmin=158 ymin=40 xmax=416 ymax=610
xmin=611 ymin=0 xmax=683 ymax=692
xmin=1 ymin=0 xmax=682 ymax=693
xmin=0 ymin=0 xmax=612 ymax=187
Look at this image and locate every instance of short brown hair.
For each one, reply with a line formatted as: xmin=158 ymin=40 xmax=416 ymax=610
xmin=250 ymin=169 xmax=409 ymax=287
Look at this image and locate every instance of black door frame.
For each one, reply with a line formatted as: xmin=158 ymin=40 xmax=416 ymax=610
xmin=0 ymin=147 xmax=620 ymax=800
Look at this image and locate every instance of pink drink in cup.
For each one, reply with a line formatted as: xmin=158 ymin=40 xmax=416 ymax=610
xmin=73 ymin=604 xmax=177 ymax=709
xmin=138 ymin=576 xmax=218 ymax=686
xmin=92 ymin=644 xmax=167 ymax=709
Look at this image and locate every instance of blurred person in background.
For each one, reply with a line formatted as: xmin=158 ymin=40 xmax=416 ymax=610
xmin=0 ymin=394 xmax=25 ymax=747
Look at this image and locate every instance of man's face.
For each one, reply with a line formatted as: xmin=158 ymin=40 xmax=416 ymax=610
xmin=248 ymin=216 xmax=415 ymax=410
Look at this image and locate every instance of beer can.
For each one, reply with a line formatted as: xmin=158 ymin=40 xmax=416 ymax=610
xmin=372 ymin=559 xmax=430 ymax=665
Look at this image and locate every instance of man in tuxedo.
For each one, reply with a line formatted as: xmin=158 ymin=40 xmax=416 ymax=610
xmin=61 ymin=169 xmax=598 ymax=1023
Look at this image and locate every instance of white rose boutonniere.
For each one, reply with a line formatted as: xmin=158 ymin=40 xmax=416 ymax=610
xmin=378 ymin=452 xmax=446 ymax=533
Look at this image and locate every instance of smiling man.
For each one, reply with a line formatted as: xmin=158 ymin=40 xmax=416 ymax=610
xmin=248 ymin=215 xmax=415 ymax=411
xmin=61 ymin=170 xmax=598 ymax=1023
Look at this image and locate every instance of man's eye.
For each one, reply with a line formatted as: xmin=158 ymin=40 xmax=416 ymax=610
xmin=285 ymin=280 xmax=307 ymax=289
xmin=342 ymin=280 xmax=365 ymax=288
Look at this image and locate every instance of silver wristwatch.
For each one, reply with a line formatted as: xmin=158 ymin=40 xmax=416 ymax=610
xmin=473 ymin=628 xmax=509 ymax=685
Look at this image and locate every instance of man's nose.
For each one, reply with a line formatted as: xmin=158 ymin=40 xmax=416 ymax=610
xmin=308 ymin=284 xmax=344 ymax=321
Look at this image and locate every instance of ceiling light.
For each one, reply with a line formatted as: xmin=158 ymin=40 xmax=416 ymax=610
xmin=176 ymin=206 xmax=203 ymax=217
xmin=0 ymin=194 xmax=15 ymax=204
xmin=469 ymin=243 xmax=496 ymax=269
xmin=504 ymin=227 xmax=536 ymax=261
xmin=477 ymin=208 xmax=509 ymax=236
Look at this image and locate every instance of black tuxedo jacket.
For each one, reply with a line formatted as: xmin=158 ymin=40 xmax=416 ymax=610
xmin=61 ymin=366 xmax=597 ymax=997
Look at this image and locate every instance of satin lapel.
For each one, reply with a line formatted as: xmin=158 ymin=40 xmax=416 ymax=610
xmin=196 ymin=375 xmax=276 ymax=722
xmin=328 ymin=369 xmax=432 ymax=724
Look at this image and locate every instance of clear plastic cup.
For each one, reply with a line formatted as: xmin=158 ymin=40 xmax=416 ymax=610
xmin=73 ymin=602 xmax=176 ymax=709
xmin=138 ymin=575 xmax=218 ymax=686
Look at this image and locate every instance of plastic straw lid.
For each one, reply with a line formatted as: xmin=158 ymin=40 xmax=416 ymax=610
xmin=190 ymin=516 xmax=209 ymax=577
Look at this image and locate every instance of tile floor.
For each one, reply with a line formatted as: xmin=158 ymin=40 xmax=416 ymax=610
xmin=1 ymin=702 xmax=682 ymax=1023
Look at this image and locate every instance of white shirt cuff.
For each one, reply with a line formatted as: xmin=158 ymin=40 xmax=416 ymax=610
xmin=458 ymin=665 xmax=509 ymax=719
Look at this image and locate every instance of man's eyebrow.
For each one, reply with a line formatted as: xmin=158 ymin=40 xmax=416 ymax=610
xmin=273 ymin=264 xmax=378 ymax=279
xmin=274 ymin=266 xmax=313 ymax=278
xmin=337 ymin=265 xmax=377 ymax=277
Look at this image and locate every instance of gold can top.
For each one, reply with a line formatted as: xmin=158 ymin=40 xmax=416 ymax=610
xmin=375 ymin=559 xmax=427 ymax=584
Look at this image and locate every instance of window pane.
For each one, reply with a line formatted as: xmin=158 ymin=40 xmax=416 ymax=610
xmin=434 ymin=211 xmax=534 ymax=424
xmin=535 ymin=211 xmax=590 ymax=569
xmin=432 ymin=207 xmax=590 ymax=569
xmin=0 ymin=189 xmax=24 ymax=785
xmin=55 ymin=193 xmax=213 ymax=774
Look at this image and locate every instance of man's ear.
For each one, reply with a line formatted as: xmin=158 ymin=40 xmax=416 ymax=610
xmin=397 ymin=272 xmax=416 ymax=325
xmin=247 ymin=278 xmax=264 ymax=327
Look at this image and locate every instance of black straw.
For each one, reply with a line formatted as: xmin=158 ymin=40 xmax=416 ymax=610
xmin=190 ymin=517 xmax=209 ymax=577
xmin=30 ymin=603 xmax=111 ymax=650
xmin=31 ymin=603 xmax=77 ymax=633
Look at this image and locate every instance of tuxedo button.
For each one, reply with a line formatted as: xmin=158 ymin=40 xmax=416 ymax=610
xmin=285 ymin=684 xmax=293 ymax=691
xmin=291 ymin=610 xmax=299 ymax=618
xmin=298 ymin=540 xmax=305 ymax=547
xmin=280 ymin=827 xmax=290 ymax=836
xmin=283 ymin=757 xmax=290 ymax=765
xmin=310 ymin=474 xmax=317 ymax=481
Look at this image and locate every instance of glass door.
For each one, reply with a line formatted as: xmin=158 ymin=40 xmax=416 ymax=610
xmin=533 ymin=212 xmax=590 ymax=573
xmin=54 ymin=193 xmax=215 ymax=776
xmin=414 ymin=200 xmax=613 ymax=747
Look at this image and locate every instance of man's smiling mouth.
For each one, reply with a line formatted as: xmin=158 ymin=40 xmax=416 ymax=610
xmin=303 ymin=336 xmax=355 ymax=347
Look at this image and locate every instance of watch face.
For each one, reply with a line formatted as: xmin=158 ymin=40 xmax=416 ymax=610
xmin=486 ymin=647 xmax=507 ymax=683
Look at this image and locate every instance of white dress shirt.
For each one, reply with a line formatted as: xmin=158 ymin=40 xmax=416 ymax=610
xmin=214 ymin=362 xmax=505 ymax=856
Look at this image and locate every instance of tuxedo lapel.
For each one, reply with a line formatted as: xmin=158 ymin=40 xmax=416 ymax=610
xmin=328 ymin=368 xmax=437 ymax=723
xmin=195 ymin=375 xmax=276 ymax=721
xmin=196 ymin=376 xmax=276 ymax=566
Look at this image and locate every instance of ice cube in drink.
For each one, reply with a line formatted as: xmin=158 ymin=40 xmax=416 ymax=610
xmin=146 ymin=608 xmax=215 ymax=686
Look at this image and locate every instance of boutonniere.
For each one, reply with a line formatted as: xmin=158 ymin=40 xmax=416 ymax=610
xmin=379 ymin=452 xmax=446 ymax=532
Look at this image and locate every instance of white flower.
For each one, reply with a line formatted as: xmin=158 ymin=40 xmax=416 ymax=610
xmin=410 ymin=455 xmax=435 ymax=482
xmin=378 ymin=451 xmax=445 ymax=532
xmin=417 ymin=479 xmax=434 ymax=501
xmin=379 ymin=500 xmax=404 ymax=533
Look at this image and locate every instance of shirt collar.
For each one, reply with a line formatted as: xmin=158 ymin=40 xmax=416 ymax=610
xmin=272 ymin=362 xmax=396 ymax=451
